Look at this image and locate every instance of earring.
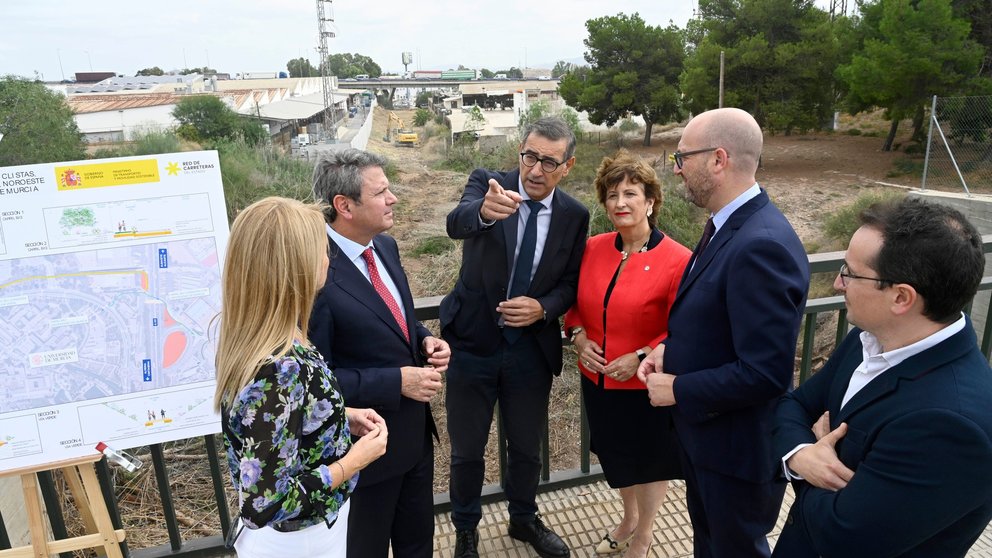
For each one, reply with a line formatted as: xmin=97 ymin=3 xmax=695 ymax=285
xmin=647 ymin=208 xmax=653 ymax=217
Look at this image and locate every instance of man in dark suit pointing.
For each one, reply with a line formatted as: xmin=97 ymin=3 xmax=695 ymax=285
xmin=441 ymin=117 xmax=589 ymax=558
xmin=309 ymin=148 xmax=450 ymax=558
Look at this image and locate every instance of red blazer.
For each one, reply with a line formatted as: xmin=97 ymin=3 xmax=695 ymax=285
xmin=564 ymin=232 xmax=690 ymax=390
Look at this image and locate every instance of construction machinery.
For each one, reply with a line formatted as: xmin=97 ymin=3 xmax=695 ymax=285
xmin=387 ymin=111 xmax=419 ymax=147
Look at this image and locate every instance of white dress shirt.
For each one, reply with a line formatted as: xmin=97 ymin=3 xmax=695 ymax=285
xmin=782 ymin=313 xmax=967 ymax=479
xmin=326 ymin=224 xmax=407 ymax=318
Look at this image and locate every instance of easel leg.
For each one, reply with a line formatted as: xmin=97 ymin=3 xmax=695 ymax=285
xmin=20 ymin=474 xmax=50 ymax=558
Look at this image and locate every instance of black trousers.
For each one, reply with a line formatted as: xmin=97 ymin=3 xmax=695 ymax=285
xmin=345 ymin=433 xmax=434 ymax=558
xmin=445 ymin=335 xmax=553 ymax=530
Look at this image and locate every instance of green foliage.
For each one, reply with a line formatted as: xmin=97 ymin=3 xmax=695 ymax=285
xmin=135 ymin=66 xmax=164 ymax=76
xmin=211 ymin=140 xmax=314 ymax=223
xmin=171 ymin=96 xmax=266 ymax=146
xmin=479 ymin=68 xmax=495 ymax=79
xmin=517 ymin=100 xmax=582 ymax=140
xmin=413 ymin=109 xmax=431 ymax=126
xmin=682 ymin=0 xmax=839 ymax=134
xmin=823 ymin=191 xmax=905 ymax=243
xmin=287 ymin=57 xmax=318 ymax=78
xmin=0 ymin=75 xmax=85 ymax=165
xmin=412 ymin=236 xmax=457 ymax=256
xmin=179 ymin=67 xmax=216 ymax=76
xmin=552 ymin=60 xmax=577 ymax=78
xmin=887 ymin=157 xmax=925 ymax=177
xmin=846 ymin=128 xmax=863 ymax=136
xmin=498 ymin=67 xmax=524 ymax=79
xmin=559 ymin=13 xmax=686 ymax=146
xmin=839 ymin=0 xmax=988 ymax=149
xmin=435 ymin=136 xmax=518 ymax=174
xmin=415 ymin=90 xmax=432 ymax=107
xmin=326 ymin=53 xmax=382 ymax=78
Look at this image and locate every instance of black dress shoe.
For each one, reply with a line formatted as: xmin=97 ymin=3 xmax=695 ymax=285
xmin=454 ymin=529 xmax=479 ymax=558
xmin=507 ymin=514 xmax=570 ymax=558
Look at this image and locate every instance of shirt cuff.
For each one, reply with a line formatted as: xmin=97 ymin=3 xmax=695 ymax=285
xmin=782 ymin=443 xmax=813 ymax=480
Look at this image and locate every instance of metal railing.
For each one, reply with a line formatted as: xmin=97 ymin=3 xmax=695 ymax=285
xmin=3 ymin=239 xmax=991 ymax=557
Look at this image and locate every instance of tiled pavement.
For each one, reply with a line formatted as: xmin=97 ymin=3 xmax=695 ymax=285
xmin=213 ymin=479 xmax=992 ymax=556
xmin=431 ymin=480 xmax=992 ymax=557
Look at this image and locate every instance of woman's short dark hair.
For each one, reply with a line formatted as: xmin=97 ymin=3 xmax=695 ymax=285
xmin=860 ymin=197 xmax=984 ymax=323
xmin=593 ymin=150 xmax=663 ymax=228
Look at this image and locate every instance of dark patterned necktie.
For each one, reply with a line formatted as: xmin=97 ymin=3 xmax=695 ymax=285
xmin=504 ymin=200 xmax=543 ymax=343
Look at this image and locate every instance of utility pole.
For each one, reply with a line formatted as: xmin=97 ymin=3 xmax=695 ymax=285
xmin=316 ymin=0 xmax=337 ymax=141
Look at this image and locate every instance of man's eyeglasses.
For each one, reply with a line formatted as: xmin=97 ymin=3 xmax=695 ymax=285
xmin=670 ymin=147 xmax=719 ymax=170
xmin=520 ymin=152 xmax=566 ymax=173
xmin=838 ymin=263 xmax=893 ymax=288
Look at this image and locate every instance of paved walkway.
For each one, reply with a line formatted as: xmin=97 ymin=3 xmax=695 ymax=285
xmin=431 ymin=480 xmax=992 ymax=557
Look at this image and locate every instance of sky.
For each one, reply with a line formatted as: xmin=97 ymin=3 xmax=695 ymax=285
xmin=2 ymin=0 xmax=837 ymax=81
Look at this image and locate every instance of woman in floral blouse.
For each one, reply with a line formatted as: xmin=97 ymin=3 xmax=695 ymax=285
xmin=214 ymin=197 xmax=388 ymax=557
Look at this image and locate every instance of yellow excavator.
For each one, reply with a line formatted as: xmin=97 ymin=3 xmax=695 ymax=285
xmin=387 ymin=111 xmax=419 ymax=147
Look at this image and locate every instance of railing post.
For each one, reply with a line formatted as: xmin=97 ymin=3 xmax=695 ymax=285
xmin=799 ymin=313 xmax=817 ymax=385
xmin=204 ymin=434 xmax=232 ymax=538
xmin=150 ymin=443 xmax=182 ymax=552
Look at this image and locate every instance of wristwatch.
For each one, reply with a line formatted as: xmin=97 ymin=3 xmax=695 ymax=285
xmin=568 ymin=327 xmax=584 ymax=343
xmin=636 ymin=348 xmax=648 ymax=362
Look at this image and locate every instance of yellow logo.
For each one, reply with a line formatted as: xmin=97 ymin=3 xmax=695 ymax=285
xmin=165 ymin=162 xmax=180 ymax=176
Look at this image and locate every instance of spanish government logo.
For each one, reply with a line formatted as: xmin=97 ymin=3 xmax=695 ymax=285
xmin=60 ymin=168 xmax=82 ymax=188
xmin=165 ymin=162 xmax=180 ymax=176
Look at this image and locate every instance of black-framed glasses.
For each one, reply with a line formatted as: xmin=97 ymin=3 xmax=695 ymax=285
xmin=838 ymin=263 xmax=893 ymax=288
xmin=670 ymin=147 xmax=719 ymax=169
xmin=520 ymin=152 xmax=565 ymax=173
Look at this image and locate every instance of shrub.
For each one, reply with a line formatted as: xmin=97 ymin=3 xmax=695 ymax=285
xmin=412 ymin=236 xmax=456 ymax=256
xmin=823 ymin=191 xmax=905 ymax=244
xmin=846 ymin=128 xmax=862 ymax=136
xmin=413 ymin=109 xmax=431 ymax=127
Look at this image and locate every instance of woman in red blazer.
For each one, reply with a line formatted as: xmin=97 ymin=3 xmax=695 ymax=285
xmin=564 ymin=151 xmax=690 ymax=557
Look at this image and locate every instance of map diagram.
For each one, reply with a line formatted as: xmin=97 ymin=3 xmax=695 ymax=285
xmin=0 ymin=151 xmax=228 ymax=471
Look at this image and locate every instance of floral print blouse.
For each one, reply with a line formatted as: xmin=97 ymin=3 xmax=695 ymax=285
xmin=222 ymin=342 xmax=358 ymax=530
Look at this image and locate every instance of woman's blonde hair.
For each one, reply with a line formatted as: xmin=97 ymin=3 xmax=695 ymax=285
xmin=213 ymin=196 xmax=328 ymax=411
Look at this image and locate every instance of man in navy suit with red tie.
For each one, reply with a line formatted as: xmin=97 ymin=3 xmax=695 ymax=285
xmin=309 ymin=149 xmax=450 ymax=558
xmin=441 ymin=117 xmax=589 ymax=558
xmin=638 ymin=108 xmax=810 ymax=558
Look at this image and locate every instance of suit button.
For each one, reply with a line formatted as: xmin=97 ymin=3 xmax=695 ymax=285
xmin=787 ymin=514 xmax=794 ymax=525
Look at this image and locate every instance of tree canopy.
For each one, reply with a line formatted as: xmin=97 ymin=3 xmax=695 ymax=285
xmin=559 ymin=13 xmax=686 ymax=146
xmin=325 ymin=53 xmax=382 ymax=78
xmin=681 ymin=0 xmax=839 ymax=134
xmin=0 ymin=76 xmax=85 ymax=166
xmin=171 ymin=95 xmax=266 ymax=146
xmin=287 ymin=57 xmax=318 ymax=78
xmin=839 ymin=0 xmax=990 ymax=149
xmin=135 ymin=66 xmax=164 ymax=76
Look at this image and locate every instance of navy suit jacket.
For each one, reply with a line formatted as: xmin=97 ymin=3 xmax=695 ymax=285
xmin=772 ymin=321 xmax=992 ymax=557
xmin=664 ymin=189 xmax=810 ymax=482
xmin=440 ymin=168 xmax=589 ymax=374
xmin=309 ymin=233 xmax=434 ymax=487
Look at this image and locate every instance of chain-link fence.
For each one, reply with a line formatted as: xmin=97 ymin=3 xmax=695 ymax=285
xmin=923 ymin=94 xmax=992 ymax=193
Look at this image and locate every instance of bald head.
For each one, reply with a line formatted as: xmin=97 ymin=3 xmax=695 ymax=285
xmin=685 ymin=108 xmax=763 ymax=177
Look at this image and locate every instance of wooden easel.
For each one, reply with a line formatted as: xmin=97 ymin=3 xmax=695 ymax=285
xmin=0 ymin=453 xmax=125 ymax=558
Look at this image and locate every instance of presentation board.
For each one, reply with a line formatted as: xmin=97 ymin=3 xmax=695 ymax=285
xmin=0 ymin=151 xmax=228 ymax=471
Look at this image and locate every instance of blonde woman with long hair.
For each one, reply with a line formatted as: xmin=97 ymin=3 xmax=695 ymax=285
xmin=215 ymin=197 xmax=387 ymax=557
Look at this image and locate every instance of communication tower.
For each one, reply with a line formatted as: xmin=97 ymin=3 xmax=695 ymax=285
xmin=316 ymin=0 xmax=337 ymax=139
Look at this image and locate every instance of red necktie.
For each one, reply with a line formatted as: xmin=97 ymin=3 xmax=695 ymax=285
xmin=361 ymin=248 xmax=409 ymax=342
